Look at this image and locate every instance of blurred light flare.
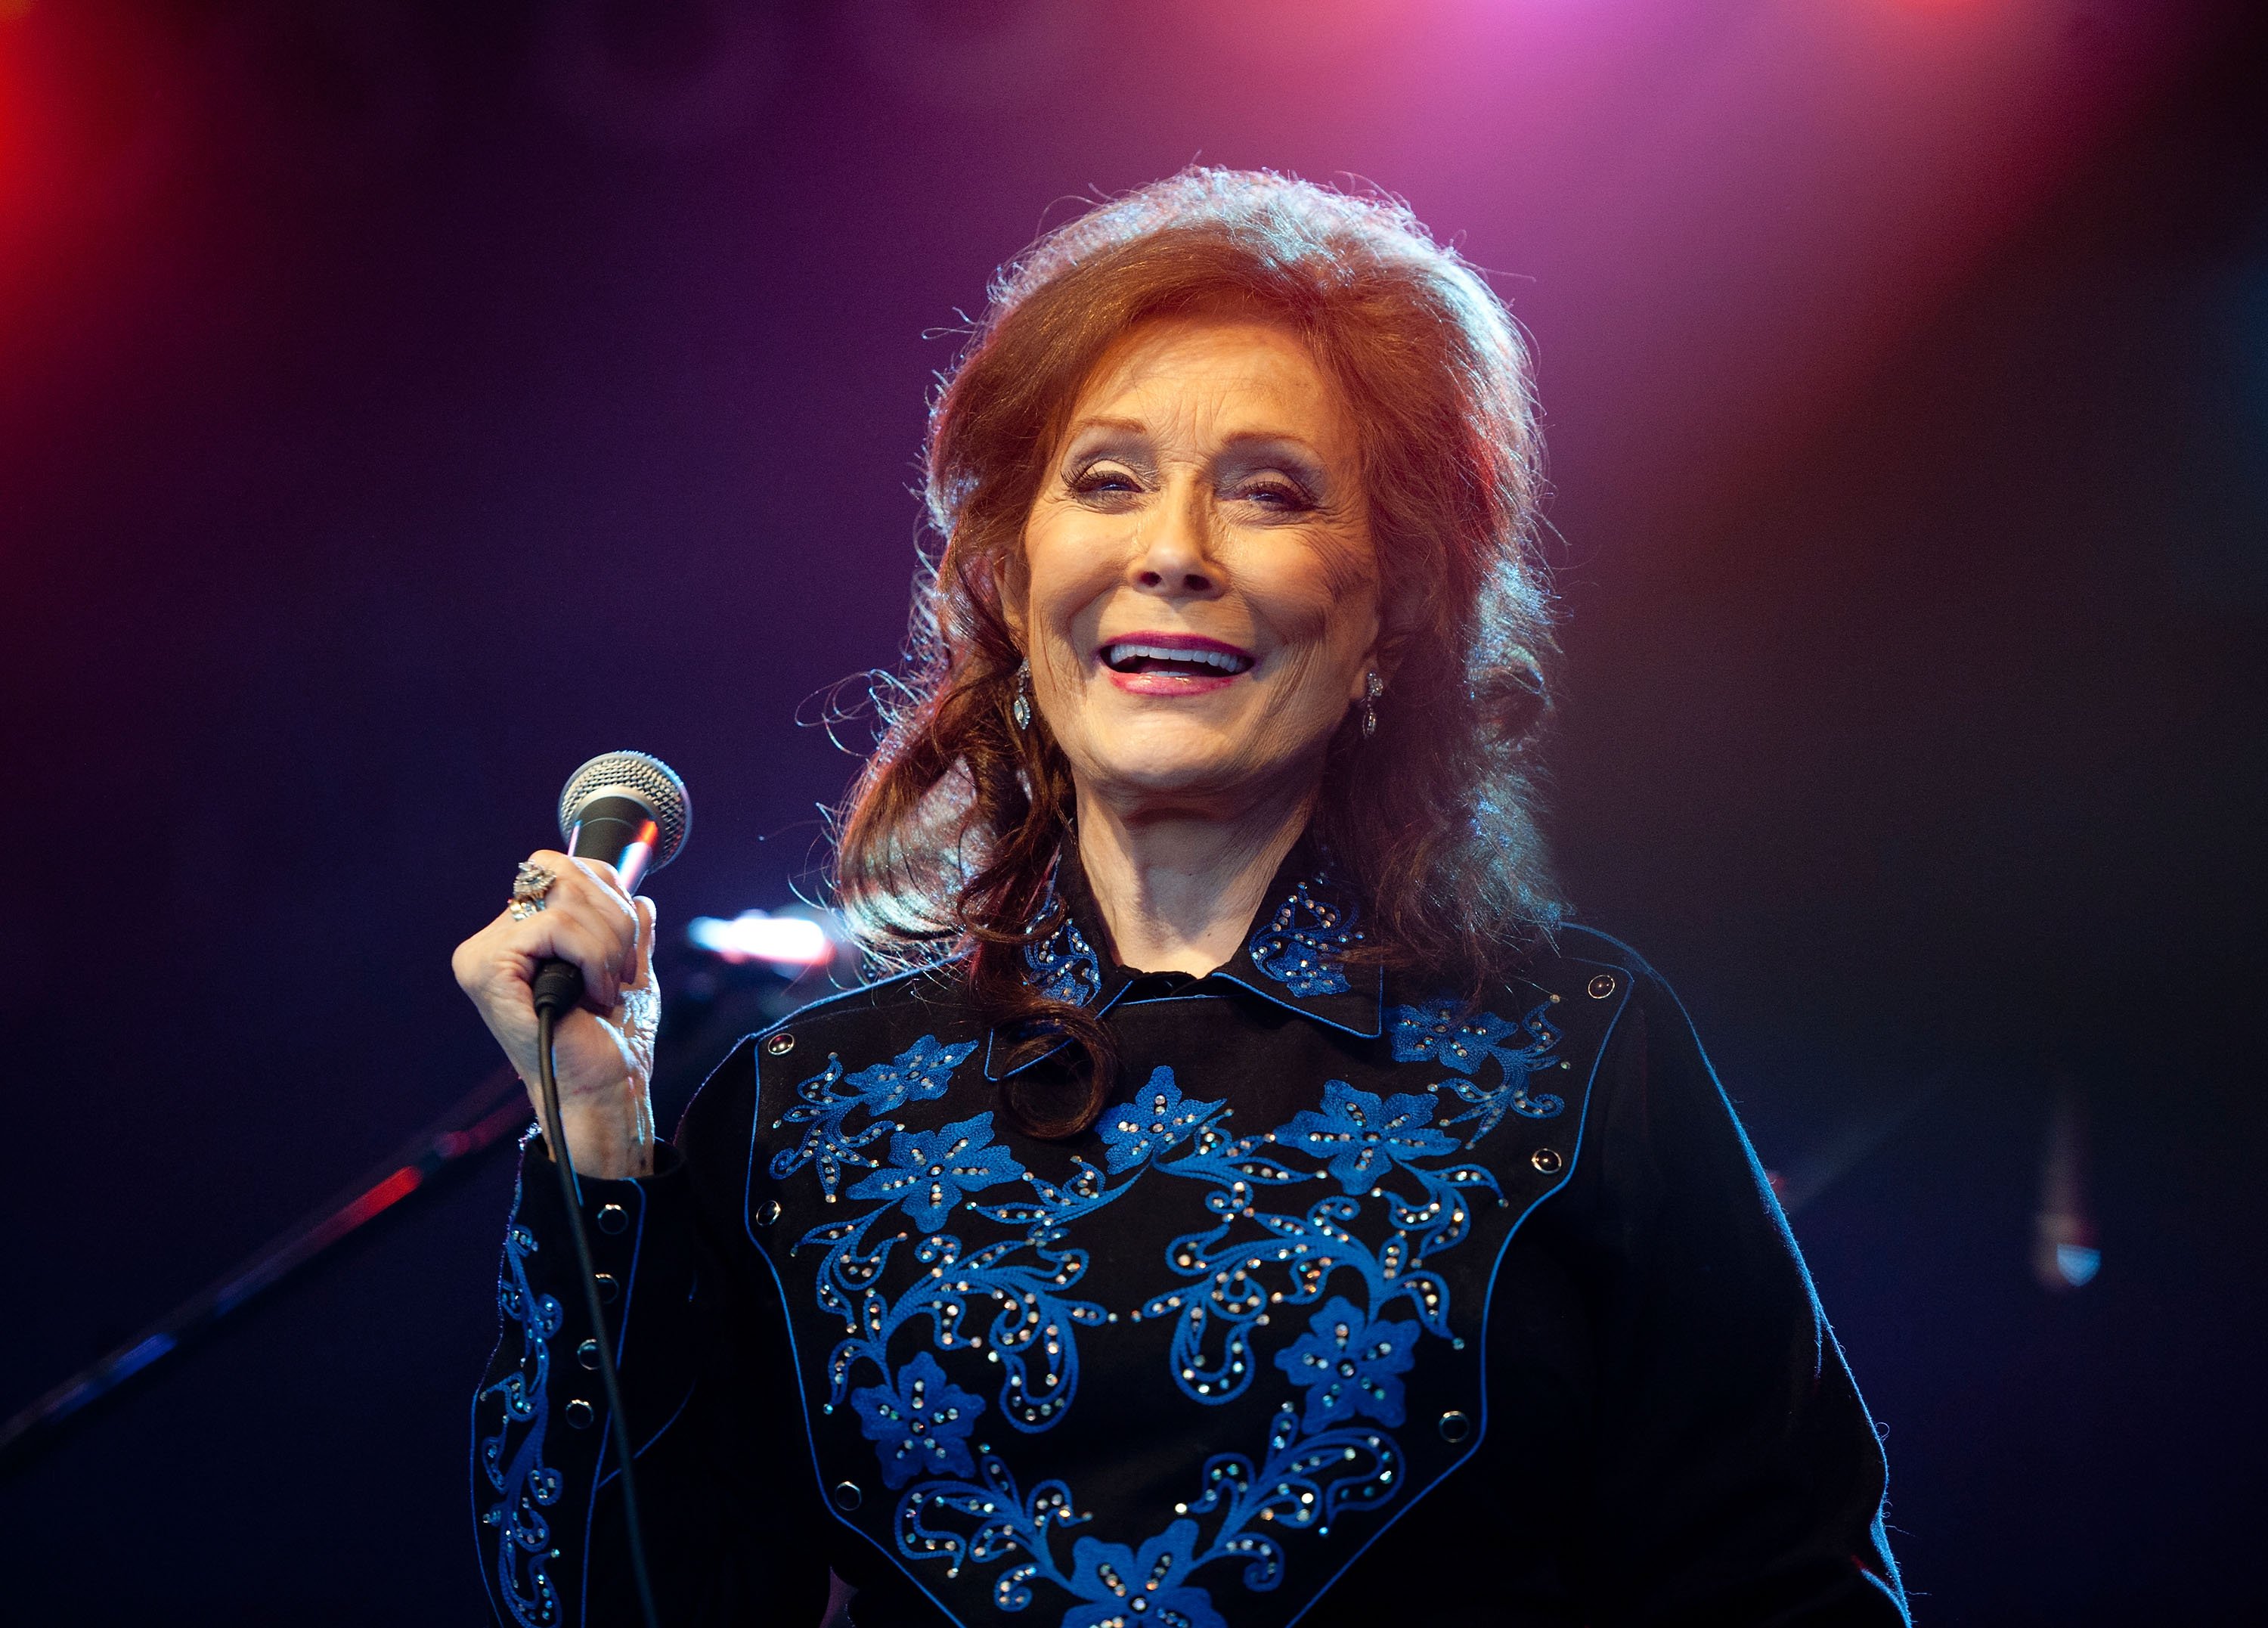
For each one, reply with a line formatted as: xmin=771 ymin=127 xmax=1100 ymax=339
xmin=2034 ymin=1083 xmax=2096 ymax=1294
xmin=687 ymin=908 xmax=838 ymax=969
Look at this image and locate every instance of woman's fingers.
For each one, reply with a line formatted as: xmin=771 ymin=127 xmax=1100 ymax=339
xmin=564 ymin=852 xmax=634 ymax=907
xmin=531 ymin=849 xmax=638 ymax=924
xmin=452 ymin=856 xmax=660 ymax=1177
xmin=631 ymin=895 xmax=657 ymax=988
xmin=603 ymin=897 xmax=664 ymax=1069
xmin=497 ymin=850 xmax=641 ymax=1005
xmin=536 ymin=913 xmax=630 ymax=1009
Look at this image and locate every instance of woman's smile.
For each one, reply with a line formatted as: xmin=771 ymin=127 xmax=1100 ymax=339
xmin=1097 ymin=630 xmax=1256 ymax=695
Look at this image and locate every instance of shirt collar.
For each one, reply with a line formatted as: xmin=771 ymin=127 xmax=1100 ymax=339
xmin=982 ymin=836 xmax=1384 ymax=1081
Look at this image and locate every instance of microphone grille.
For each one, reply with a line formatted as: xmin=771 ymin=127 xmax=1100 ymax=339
xmin=556 ymin=750 xmax=692 ymax=873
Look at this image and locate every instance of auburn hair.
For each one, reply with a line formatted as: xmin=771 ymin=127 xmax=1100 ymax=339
xmin=830 ymin=168 xmax=1561 ymax=1137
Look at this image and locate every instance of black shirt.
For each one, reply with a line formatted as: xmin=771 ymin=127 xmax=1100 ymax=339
xmin=472 ymin=850 xmax=1908 ymax=1627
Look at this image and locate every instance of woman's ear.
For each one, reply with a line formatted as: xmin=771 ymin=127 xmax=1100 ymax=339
xmin=998 ymin=545 xmax=1031 ymax=649
xmin=1348 ymin=606 xmax=1398 ymax=702
xmin=1374 ymin=625 xmax=1406 ymax=686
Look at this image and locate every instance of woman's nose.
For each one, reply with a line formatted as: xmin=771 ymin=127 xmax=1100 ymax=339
xmin=1129 ymin=482 xmax=1222 ymax=596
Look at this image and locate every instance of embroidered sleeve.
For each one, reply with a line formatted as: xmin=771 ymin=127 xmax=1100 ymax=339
xmin=470 ymin=1135 xmax=702 ymax=1628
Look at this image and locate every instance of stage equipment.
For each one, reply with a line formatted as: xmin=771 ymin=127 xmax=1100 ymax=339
xmin=0 ymin=1062 xmax=532 ymax=1469
xmin=0 ymin=914 xmax=820 ymax=1478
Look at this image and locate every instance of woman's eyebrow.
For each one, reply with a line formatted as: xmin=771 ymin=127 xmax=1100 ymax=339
xmin=1216 ymin=429 xmax=1324 ymax=457
xmin=1214 ymin=433 xmax=1333 ymax=483
xmin=1061 ymin=415 xmax=1151 ymax=445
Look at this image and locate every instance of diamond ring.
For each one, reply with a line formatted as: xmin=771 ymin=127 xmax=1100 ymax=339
xmin=508 ymin=860 xmax=556 ymax=921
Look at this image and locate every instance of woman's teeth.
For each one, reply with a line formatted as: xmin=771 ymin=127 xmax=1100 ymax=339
xmin=1101 ymin=641 xmax=1252 ymax=676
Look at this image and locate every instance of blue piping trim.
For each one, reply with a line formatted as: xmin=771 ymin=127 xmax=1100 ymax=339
xmin=980 ymin=980 xmax=1132 ymax=1081
xmin=1855 ymin=1554 xmax=1914 ymax=1624
xmin=574 ymin=1177 xmax=649 ymax=1628
xmin=742 ymin=1043 xmax=980 ymax=1628
xmin=748 ymin=960 xmax=957 ymax=1050
xmin=1546 ymin=928 xmax=1916 ymax=1618
xmin=596 ymin=1378 xmax=700 ymax=1494
xmin=613 ymin=1182 xmax=647 ymax=1368
xmin=1207 ymin=960 xmax=1386 ymax=1039
xmin=1281 ymin=954 xmax=1629 ymax=1625
xmin=983 ymin=957 xmax=1386 ymax=1075
xmin=472 ymin=1162 xmax=531 ymax=1628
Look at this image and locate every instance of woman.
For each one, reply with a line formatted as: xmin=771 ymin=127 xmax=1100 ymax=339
xmin=456 ymin=170 xmax=1908 ymax=1628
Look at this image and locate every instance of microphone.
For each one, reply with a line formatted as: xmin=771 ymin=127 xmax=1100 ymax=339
xmin=529 ymin=750 xmax=691 ymax=1019
xmin=522 ymin=749 xmax=686 ymax=1628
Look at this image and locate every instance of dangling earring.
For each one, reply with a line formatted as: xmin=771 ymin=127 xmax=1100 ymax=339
xmin=1012 ymin=659 xmax=1033 ymax=732
xmin=1361 ymin=671 xmax=1383 ymax=740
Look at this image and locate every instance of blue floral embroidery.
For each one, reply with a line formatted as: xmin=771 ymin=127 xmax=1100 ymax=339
xmin=771 ymin=1037 xmax=980 ymax=1202
xmin=1120 ymin=1071 xmax=1507 ymax=1416
xmin=1280 ymin=1080 xmax=1460 ymax=1195
xmin=1247 ymin=879 xmax=1360 ymax=997
xmin=1273 ymin=1297 xmax=1420 ymax=1431
xmin=1099 ymin=1068 xmax=1228 ymax=1174
xmin=1390 ymin=997 xmax=1566 ymax=1138
xmin=851 ymin=1351 xmax=987 ymax=1489
xmin=478 ymin=1220 xmax=565 ymax=1628
xmin=898 ymin=1403 xmax=1402 ymax=1617
xmin=847 ymin=1112 xmax=1028 ymax=1231
xmin=795 ymin=1046 xmax=1159 ymax=1437
xmin=846 ymin=1034 xmax=978 ymax=1115
xmin=1389 ymin=1004 xmax=1517 ymax=1074
xmin=1024 ymin=902 xmax=1102 ymax=1006
xmin=787 ymin=1041 xmax=1502 ymax=1623
xmin=1062 ymin=1518 xmax=1226 ymax=1628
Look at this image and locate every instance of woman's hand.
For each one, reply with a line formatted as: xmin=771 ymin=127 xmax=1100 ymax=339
xmin=451 ymin=851 xmax=660 ymax=1179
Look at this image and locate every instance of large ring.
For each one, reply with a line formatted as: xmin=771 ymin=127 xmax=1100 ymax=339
xmin=509 ymin=861 xmax=556 ymax=921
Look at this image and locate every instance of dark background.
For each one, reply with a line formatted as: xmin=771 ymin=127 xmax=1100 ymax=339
xmin=2 ymin=2 xmax=2263 ymax=1621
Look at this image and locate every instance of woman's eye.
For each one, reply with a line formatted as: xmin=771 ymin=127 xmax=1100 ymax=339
xmin=1069 ymin=466 xmax=1143 ymax=499
xmin=1238 ymin=479 xmax=1314 ymax=511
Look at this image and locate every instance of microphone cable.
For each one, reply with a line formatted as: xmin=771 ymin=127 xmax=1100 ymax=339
xmin=520 ymin=748 xmax=689 ymax=1628
xmin=531 ymin=986 xmax=662 ymax=1628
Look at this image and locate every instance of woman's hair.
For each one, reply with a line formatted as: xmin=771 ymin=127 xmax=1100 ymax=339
xmin=831 ymin=167 xmax=1560 ymax=1136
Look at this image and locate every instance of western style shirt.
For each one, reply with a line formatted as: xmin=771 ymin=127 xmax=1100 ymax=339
xmin=472 ymin=850 xmax=1907 ymax=1627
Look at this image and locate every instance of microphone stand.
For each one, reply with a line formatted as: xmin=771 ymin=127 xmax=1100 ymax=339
xmin=0 ymin=948 xmax=823 ymax=1478
xmin=0 ymin=1065 xmax=530 ymax=1471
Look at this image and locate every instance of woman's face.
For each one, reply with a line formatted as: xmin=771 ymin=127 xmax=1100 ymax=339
xmin=1011 ymin=316 xmax=1381 ymax=821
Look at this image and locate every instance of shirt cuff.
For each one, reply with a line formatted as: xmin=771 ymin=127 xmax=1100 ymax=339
xmin=503 ymin=1129 xmax=702 ymax=1437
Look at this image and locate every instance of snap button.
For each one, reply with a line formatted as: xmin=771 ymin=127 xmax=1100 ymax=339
xmin=1586 ymin=972 xmax=1617 ymax=999
xmin=595 ymin=1203 xmax=628 ymax=1235
xmin=755 ymin=1198 xmax=782 ymax=1226
xmin=577 ymin=1339 xmax=601 ymax=1371
xmin=593 ymin=1272 xmax=618 ymax=1304
xmin=564 ymin=1399 xmax=595 ymax=1430
xmin=764 ymin=1031 xmax=797 ymax=1057
xmin=832 ymin=1481 xmax=863 ymax=1512
xmin=1438 ymin=1410 xmax=1473 ymax=1443
xmin=1531 ymin=1148 xmax=1564 ymax=1175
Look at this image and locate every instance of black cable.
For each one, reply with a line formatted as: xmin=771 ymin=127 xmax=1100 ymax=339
xmin=535 ymin=1006 xmax=662 ymax=1628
